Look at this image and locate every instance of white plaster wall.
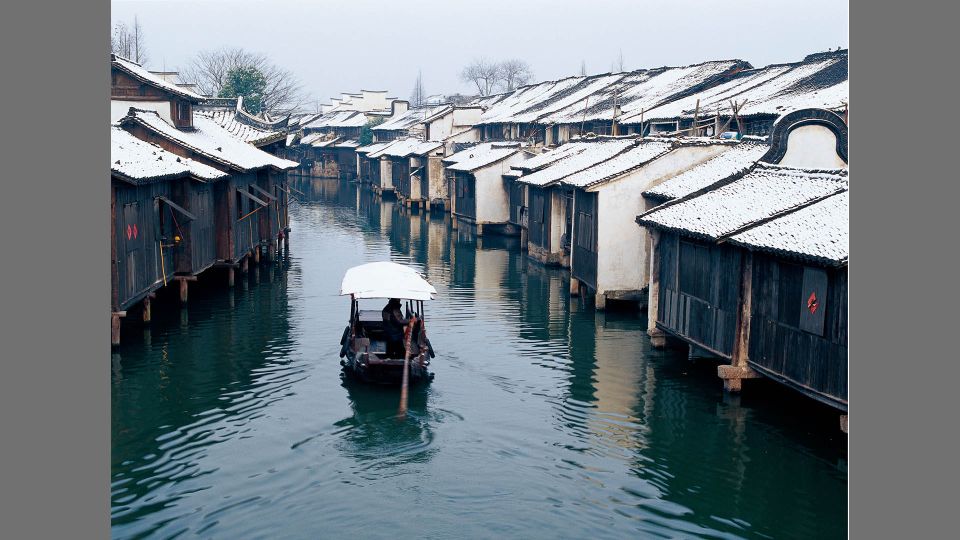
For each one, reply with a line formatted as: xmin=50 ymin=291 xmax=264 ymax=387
xmin=428 ymin=114 xmax=453 ymax=141
xmin=475 ymin=153 xmax=528 ymax=224
xmin=778 ymin=124 xmax=847 ymax=169
xmin=428 ymin=156 xmax=447 ymax=200
xmin=379 ymin=158 xmax=393 ymax=189
xmin=549 ymin=189 xmax=566 ymax=252
xmin=453 ymin=108 xmax=482 ymax=127
xmin=593 ymin=145 xmax=729 ymax=293
xmin=111 ymin=100 xmax=172 ymax=123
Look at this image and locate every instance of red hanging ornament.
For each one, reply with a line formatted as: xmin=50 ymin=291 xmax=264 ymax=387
xmin=807 ymin=291 xmax=819 ymax=314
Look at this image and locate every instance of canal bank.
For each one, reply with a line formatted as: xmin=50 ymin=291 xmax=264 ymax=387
xmin=112 ymin=177 xmax=846 ymax=539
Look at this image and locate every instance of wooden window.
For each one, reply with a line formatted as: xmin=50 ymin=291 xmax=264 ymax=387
xmin=236 ymin=190 xmax=244 ymax=219
xmin=576 ymin=211 xmax=594 ymax=250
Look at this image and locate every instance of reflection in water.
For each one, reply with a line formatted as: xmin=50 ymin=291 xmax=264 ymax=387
xmin=112 ymin=177 xmax=846 ymax=539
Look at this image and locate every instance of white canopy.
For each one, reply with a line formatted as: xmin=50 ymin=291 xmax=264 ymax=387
xmin=340 ymin=261 xmax=437 ymax=301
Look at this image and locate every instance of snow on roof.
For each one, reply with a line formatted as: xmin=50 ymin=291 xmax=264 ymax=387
xmin=511 ymin=141 xmax=593 ymax=172
xmin=122 ymin=109 xmax=298 ymax=172
xmin=303 ymin=110 xmax=369 ymax=129
xmin=446 ymin=142 xmax=524 ymax=172
xmin=642 ymin=141 xmax=769 ymax=201
xmin=112 ymin=55 xmax=205 ymax=101
xmin=560 ymin=139 xmax=674 ymax=189
xmin=477 ymin=76 xmax=594 ymax=124
xmin=637 ymin=163 xmax=848 ymax=240
xmin=366 ymin=140 xmax=405 ymax=158
xmin=728 ymin=191 xmax=848 ymax=266
xmin=111 ymin=126 xmax=227 ymax=183
xmin=517 ymin=138 xmax=638 ymax=186
xmin=623 ymin=50 xmax=848 ymax=123
xmin=299 ymin=132 xmax=325 ymax=146
xmin=373 ymin=106 xmax=443 ymax=132
xmin=376 ymin=138 xmax=443 ymax=158
xmin=334 ymin=139 xmax=361 ymax=148
xmin=340 ymin=261 xmax=437 ymax=301
xmin=285 ymin=133 xmax=297 ymax=146
xmin=197 ymin=109 xmax=284 ymax=146
xmin=356 ymin=140 xmax=396 ymax=155
xmin=313 ymin=136 xmax=342 ymax=148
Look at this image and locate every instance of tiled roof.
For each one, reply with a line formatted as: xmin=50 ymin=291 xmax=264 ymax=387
xmin=728 ymin=191 xmax=848 ymax=266
xmin=445 ymin=142 xmax=524 ymax=172
xmin=517 ymin=138 xmax=637 ymax=186
xmin=111 ymin=55 xmax=205 ymax=101
xmin=637 ymin=163 xmax=848 ymax=240
xmin=120 ymin=109 xmax=298 ymax=172
xmin=642 ymin=141 xmax=769 ymax=201
xmin=111 ymin=126 xmax=228 ymax=183
xmin=560 ymin=139 xmax=674 ymax=188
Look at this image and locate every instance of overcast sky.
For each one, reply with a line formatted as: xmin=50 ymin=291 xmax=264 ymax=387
xmin=112 ymin=0 xmax=848 ymax=109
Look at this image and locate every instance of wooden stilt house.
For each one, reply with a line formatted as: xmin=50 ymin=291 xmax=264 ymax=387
xmin=636 ymin=108 xmax=849 ymax=413
xmin=443 ymin=142 xmax=528 ymax=236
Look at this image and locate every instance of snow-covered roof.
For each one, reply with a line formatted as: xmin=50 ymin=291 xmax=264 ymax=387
xmin=340 ymin=261 xmax=437 ymax=301
xmin=561 ymin=139 xmax=674 ymax=189
xmin=517 ymin=138 xmax=638 ymax=186
xmin=638 ymin=163 xmax=848 ymax=240
xmin=111 ymin=126 xmax=227 ymax=183
xmin=643 ymin=141 xmax=769 ymax=201
xmin=373 ymin=106 xmax=443 ymax=132
xmin=728 ymin=191 xmax=848 ymax=266
xmin=285 ymin=133 xmax=297 ymax=147
xmin=376 ymin=138 xmax=444 ymax=158
xmin=299 ymin=132 xmax=325 ymax=146
xmin=511 ymin=142 xmax=593 ymax=172
xmin=445 ymin=142 xmax=524 ymax=172
xmin=334 ymin=139 xmax=361 ymax=148
xmin=313 ymin=137 xmax=342 ymax=148
xmin=111 ymin=55 xmax=205 ymax=101
xmin=477 ymin=60 xmax=748 ymax=127
xmin=622 ymin=50 xmax=848 ymax=123
xmin=121 ymin=109 xmax=299 ymax=172
xmin=303 ymin=110 xmax=369 ymax=129
xmin=356 ymin=140 xmax=396 ymax=155
xmin=197 ymin=109 xmax=285 ymax=146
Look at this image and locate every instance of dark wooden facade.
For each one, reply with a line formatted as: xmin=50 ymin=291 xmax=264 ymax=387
xmin=392 ymin=157 xmax=412 ymax=199
xmin=111 ymin=65 xmax=195 ymax=129
xmin=571 ymin=190 xmax=598 ymax=290
xmin=452 ymin=171 xmax=476 ymax=220
xmin=656 ymin=233 xmax=741 ymax=357
xmin=111 ymin=177 xmax=176 ymax=311
xmin=507 ymin=178 xmax=525 ymax=227
xmin=527 ymin=186 xmax=551 ymax=250
xmin=748 ymin=254 xmax=848 ymax=410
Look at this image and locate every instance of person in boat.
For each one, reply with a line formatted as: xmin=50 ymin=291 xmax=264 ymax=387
xmin=382 ymin=298 xmax=406 ymax=358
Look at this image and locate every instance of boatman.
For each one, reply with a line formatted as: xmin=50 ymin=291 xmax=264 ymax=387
xmin=382 ymin=298 xmax=406 ymax=358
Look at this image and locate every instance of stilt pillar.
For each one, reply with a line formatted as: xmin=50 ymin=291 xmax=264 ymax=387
xmin=840 ymin=415 xmax=848 ymax=434
xmin=476 ymin=223 xmax=484 ymax=237
xmin=179 ymin=278 xmax=189 ymax=304
xmin=253 ymin=245 xmax=261 ymax=264
xmin=111 ymin=312 xmax=125 ymax=347
xmin=227 ymin=267 xmax=235 ymax=288
xmin=283 ymin=229 xmax=290 ymax=249
xmin=142 ymin=296 xmax=152 ymax=323
xmin=647 ymin=230 xmax=668 ymax=347
xmin=570 ymin=278 xmax=581 ymax=297
xmin=520 ymin=228 xmax=528 ymax=248
xmin=266 ymin=240 xmax=276 ymax=262
xmin=241 ymin=255 xmax=249 ymax=274
xmin=718 ymin=252 xmax=760 ymax=392
xmin=595 ymin=292 xmax=607 ymax=311
xmin=451 ymin=217 xmax=458 ymax=230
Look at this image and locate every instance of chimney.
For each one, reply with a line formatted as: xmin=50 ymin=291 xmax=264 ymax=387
xmin=392 ymin=99 xmax=410 ymax=116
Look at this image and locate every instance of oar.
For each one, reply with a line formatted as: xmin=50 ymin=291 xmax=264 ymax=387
xmin=398 ymin=318 xmax=416 ymax=419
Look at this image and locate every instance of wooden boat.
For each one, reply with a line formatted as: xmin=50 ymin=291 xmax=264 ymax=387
xmin=339 ymin=261 xmax=437 ymax=385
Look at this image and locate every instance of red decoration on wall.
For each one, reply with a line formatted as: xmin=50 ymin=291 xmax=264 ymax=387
xmin=133 ymin=224 xmax=138 ymax=239
xmin=126 ymin=224 xmax=132 ymax=240
xmin=807 ymin=291 xmax=819 ymax=314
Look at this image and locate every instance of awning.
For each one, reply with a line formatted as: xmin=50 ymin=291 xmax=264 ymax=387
xmin=250 ymin=183 xmax=276 ymax=201
xmin=157 ymin=196 xmax=197 ymax=221
xmin=340 ymin=261 xmax=437 ymax=301
xmin=238 ymin=189 xmax=268 ymax=207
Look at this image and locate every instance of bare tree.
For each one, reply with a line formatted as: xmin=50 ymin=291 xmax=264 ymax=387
xmin=614 ymin=49 xmax=625 ymax=72
xmin=410 ymin=69 xmax=426 ymax=107
xmin=111 ymin=16 xmax=148 ymax=65
xmin=499 ymin=59 xmax=533 ymax=92
xmin=181 ymin=47 xmax=305 ymax=116
xmin=579 ymin=60 xmax=588 ymax=76
xmin=460 ymin=58 xmax=502 ymax=96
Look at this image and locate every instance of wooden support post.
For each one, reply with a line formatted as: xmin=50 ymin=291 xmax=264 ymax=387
xmin=647 ymin=230 xmax=667 ymax=347
xmin=520 ymin=227 xmax=528 ymax=248
xmin=179 ymin=278 xmax=189 ymax=305
xmin=241 ymin=255 xmax=249 ymax=274
xmin=840 ymin=414 xmax=848 ymax=434
xmin=111 ymin=312 xmax=125 ymax=347
xmin=595 ymin=292 xmax=607 ymax=311
xmin=142 ymin=296 xmax=151 ymax=324
xmin=718 ymin=252 xmax=760 ymax=392
xmin=253 ymin=245 xmax=261 ymax=264
xmin=228 ymin=267 xmax=235 ymax=288
xmin=476 ymin=223 xmax=484 ymax=237
xmin=451 ymin=217 xmax=459 ymax=230
xmin=266 ymin=240 xmax=276 ymax=263
xmin=283 ymin=229 xmax=290 ymax=249
xmin=570 ymin=278 xmax=581 ymax=297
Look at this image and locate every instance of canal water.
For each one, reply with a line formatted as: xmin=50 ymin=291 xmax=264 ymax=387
xmin=112 ymin=178 xmax=847 ymax=539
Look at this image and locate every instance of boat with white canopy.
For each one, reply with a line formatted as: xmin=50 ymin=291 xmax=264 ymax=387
xmin=339 ymin=262 xmax=437 ymax=386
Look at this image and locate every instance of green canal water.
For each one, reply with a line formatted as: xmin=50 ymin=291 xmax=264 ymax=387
xmin=111 ymin=177 xmax=847 ymax=539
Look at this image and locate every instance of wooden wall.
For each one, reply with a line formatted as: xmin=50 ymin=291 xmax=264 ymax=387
xmin=528 ymin=186 xmax=551 ymax=250
xmin=571 ymin=189 xmax=598 ymax=290
xmin=453 ymin=171 xmax=476 ymax=219
xmin=112 ymin=179 xmax=175 ymax=311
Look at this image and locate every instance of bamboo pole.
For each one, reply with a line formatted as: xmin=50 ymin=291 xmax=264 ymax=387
xmin=398 ymin=318 xmax=416 ymax=419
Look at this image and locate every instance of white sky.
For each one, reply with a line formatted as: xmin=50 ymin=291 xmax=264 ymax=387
xmin=111 ymin=0 xmax=848 ymax=109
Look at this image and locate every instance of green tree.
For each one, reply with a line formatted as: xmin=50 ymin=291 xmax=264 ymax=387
xmin=358 ymin=117 xmax=385 ymax=146
xmin=218 ymin=66 xmax=267 ymax=114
